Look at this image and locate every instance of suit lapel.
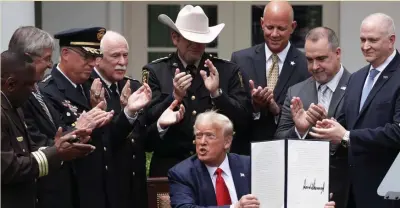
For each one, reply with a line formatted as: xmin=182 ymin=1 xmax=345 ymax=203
xmin=195 ymin=159 xmax=217 ymax=205
xmin=327 ymin=69 xmax=351 ymax=118
xmin=251 ymin=44 xmax=267 ymax=87
xmin=228 ymin=154 xmax=248 ymax=200
xmin=302 ymin=78 xmax=318 ymax=108
xmin=274 ymin=45 xmax=297 ymax=102
xmin=358 ymin=53 xmax=400 ymax=118
xmin=52 ymin=68 xmax=90 ymax=110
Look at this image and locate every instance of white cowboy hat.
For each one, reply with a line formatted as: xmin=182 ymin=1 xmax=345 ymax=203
xmin=158 ymin=5 xmax=225 ymax=44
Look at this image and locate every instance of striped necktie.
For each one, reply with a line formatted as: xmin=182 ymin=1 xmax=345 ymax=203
xmin=267 ymin=54 xmax=279 ymax=90
xmin=318 ymin=84 xmax=331 ymax=112
xmin=32 ymin=84 xmax=54 ymax=125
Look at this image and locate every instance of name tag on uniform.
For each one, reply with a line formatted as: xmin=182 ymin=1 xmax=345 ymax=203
xmin=16 ymin=136 xmax=24 ymax=142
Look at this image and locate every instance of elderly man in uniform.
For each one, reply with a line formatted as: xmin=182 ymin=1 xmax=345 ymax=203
xmin=40 ymin=27 xmax=152 ymax=208
xmin=142 ymin=5 xmax=252 ymax=177
xmin=9 ymin=26 xmax=112 ymax=208
xmin=1 ymin=50 xmax=95 ymax=208
xmin=91 ymin=30 xmax=185 ymax=208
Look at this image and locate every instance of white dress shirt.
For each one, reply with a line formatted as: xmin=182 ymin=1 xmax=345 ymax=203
xmin=205 ymin=155 xmax=238 ymax=207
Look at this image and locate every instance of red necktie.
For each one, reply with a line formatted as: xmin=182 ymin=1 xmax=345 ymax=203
xmin=215 ymin=168 xmax=231 ymax=206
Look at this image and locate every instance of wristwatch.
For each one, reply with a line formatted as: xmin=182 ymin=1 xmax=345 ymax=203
xmin=341 ymin=131 xmax=350 ymax=148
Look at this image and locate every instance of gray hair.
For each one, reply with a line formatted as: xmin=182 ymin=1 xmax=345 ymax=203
xmin=361 ymin=13 xmax=396 ymax=36
xmin=100 ymin=30 xmax=129 ymax=53
xmin=305 ymin=27 xmax=339 ymax=51
xmin=194 ymin=110 xmax=234 ymax=137
xmin=8 ymin=26 xmax=55 ymax=56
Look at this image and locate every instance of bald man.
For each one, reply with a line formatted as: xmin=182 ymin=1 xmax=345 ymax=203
xmin=310 ymin=13 xmax=400 ymax=207
xmin=230 ymin=1 xmax=310 ymax=154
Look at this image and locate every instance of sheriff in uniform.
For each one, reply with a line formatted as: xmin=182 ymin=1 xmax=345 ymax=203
xmin=143 ymin=5 xmax=252 ymax=177
xmin=39 ymin=27 xmax=146 ymax=208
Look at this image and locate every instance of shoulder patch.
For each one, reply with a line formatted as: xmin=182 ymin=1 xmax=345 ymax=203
xmin=150 ymin=54 xmax=172 ymax=64
xmin=41 ymin=74 xmax=52 ymax=83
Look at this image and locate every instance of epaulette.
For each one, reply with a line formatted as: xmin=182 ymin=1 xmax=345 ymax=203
xmin=207 ymin=53 xmax=231 ymax=63
xmin=150 ymin=54 xmax=172 ymax=64
xmin=41 ymin=74 xmax=52 ymax=83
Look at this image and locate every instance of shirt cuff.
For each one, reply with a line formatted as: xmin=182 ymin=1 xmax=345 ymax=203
xmin=157 ymin=120 xmax=168 ymax=139
xmin=124 ymin=107 xmax=138 ymax=125
xmin=210 ymin=88 xmax=222 ymax=98
xmin=295 ymin=127 xmax=310 ymax=140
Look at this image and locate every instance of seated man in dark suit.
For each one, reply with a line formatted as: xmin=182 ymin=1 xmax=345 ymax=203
xmin=168 ymin=111 xmax=260 ymax=208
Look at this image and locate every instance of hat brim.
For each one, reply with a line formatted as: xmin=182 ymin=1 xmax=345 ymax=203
xmin=158 ymin=14 xmax=225 ymax=44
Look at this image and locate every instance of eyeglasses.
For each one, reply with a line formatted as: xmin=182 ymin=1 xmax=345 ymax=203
xmin=28 ymin=53 xmax=53 ymax=65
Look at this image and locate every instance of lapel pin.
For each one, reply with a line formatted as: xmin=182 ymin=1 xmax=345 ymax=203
xmin=340 ymin=86 xmax=346 ymax=90
xmin=383 ymin=76 xmax=388 ymax=79
xmin=172 ymin=63 xmax=178 ymax=67
xmin=66 ymin=112 xmax=71 ymax=117
xmin=240 ymin=173 xmax=245 ymax=177
xmin=290 ymin=61 xmax=295 ymax=66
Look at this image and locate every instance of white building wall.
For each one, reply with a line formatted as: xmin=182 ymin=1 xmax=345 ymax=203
xmin=340 ymin=1 xmax=400 ymax=73
xmin=3 ymin=2 xmax=397 ymax=76
xmin=1 ymin=1 xmax=35 ymax=52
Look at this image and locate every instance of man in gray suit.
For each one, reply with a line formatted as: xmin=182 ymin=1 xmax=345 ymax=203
xmin=275 ymin=27 xmax=350 ymax=208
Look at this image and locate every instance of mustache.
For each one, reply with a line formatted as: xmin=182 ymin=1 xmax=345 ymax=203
xmin=115 ymin=65 xmax=127 ymax=71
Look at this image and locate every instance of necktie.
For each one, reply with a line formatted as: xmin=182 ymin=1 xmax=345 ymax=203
xmin=359 ymin=69 xmax=380 ymax=111
xmin=186 ymin=64 xmax=197 ymax=77
xmin=77 ymin=84 xmax=87 ymax=100
xmin=215 ymin=168 xmax=231 ymax=206
xmin=318 ymin=84 xmax=330 ymax=112
xmin=267 ymin=54 xmax=279 ymax=90
xmin=32 ymin=84 xmax=54 ymax=125
xmin=109 ymin=83 xmax=121 ymax=112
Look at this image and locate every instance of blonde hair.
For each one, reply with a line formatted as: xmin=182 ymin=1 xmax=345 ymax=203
xmin=193 ymin=110 xmax=234 ymax=137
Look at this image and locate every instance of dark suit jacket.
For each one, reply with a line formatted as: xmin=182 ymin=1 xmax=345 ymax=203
xmin=1 ymin=94 xmax=61 ymax=208
xmin=275 ymin=68 xmax=351 ymax=208
xmin=231 ymin=43 xmax=310 ymax=154
xmin=22 ymin=93 xmax=77 ymax=208
xmin=168 ymin=153 xmax=250 ymax=208
xmin=340 ymin=51 xmax=400 ymax=207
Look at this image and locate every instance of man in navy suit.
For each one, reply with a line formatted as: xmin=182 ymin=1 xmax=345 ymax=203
xmin=168 ymin=111 xmax=260 ymax=208
xmin=310 ymin=13 xmax=400 ymax=208
xmin=230 ymin=1 xmax=310 ymax=155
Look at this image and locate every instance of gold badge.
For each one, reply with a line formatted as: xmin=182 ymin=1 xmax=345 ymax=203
xmin=142 ymin=69 xmax=150 ymax=84
xmin=97 ymin=28 xmax=106 ymax=41
xmin=16 ymin=136 xmax=24 ymax=142
xmin=238 ymin=71 xmax=244 ymax=88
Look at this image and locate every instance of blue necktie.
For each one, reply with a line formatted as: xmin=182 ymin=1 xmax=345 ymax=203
xmin=359 ymin=69 xmax=380 ymax=111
